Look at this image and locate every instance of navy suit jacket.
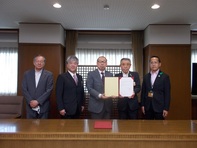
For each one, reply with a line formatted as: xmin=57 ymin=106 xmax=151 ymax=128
xmin=141 ymin=70 xmax=171 ymax=112
xmin=56 ymin=72 xmax=85 ymax=115
xmin=115 ymin=71 xmax=141 ymax=111
xmin=22 ymin=69 xmax=53 ymax=114
xmin=86 ymin=69 xmax=113 ymax=113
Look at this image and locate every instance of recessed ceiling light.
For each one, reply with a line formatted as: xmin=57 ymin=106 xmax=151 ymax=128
xmin=53 ymin=3 xmax=61 ymax=8
xmin=151 ymin=4 xmax=160 ymax=9
xmin=104 ymin=5 xmax=109 ymax=10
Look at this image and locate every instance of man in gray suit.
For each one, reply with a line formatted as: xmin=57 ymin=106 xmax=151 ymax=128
xmin=86 ymin=56 xmax=113 ymax=119
xmin=22 ymin=55 xmax=53 ymax=119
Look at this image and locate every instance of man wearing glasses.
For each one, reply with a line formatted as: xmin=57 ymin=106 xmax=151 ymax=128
xmin=22 ymin=55 xmax=53 ymax=119
xmin=86 ymin=56 xmax=113 ymax=119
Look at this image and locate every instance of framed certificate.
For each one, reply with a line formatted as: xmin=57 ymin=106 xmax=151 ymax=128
xmin=104 ymin=77 xmax=119 ymax=96
xmin=119 ymin=77 xmax=134 ymax=97
xmin=104 ymin=77 xmax=134 ymax=97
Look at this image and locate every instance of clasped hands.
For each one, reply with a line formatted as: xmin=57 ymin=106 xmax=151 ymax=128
xmin=30 ymin=100 xmax=39 ymax=108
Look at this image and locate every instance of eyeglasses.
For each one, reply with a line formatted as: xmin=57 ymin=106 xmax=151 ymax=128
xmin=35 ymin=61 xmax=45 ymax=64
xmin=97 ymin=61 xmax=107 ymax=63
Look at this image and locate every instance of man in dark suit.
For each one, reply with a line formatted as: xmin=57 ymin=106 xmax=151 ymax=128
xmin=56 ymin=55 xmax=85 ymax=119
xmin=86 ymin=56 xmax=113 ymax=119
xmin=115 ymin=58 xmax=141 ymax=119
xmin=22 ymin=55 xmax=53 ymax=119
xmin=141 ymin=56 xmax=171 ymax=120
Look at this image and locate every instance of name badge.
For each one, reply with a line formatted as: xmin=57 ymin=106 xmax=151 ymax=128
xmin=148 ymin=91 xmax=153 ymax=98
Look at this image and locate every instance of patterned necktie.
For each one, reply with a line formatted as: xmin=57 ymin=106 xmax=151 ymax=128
xmin=101 ymin=72 xmax=104 ymax=84
xmin=73 ymin=74 xmax=78 ymax=85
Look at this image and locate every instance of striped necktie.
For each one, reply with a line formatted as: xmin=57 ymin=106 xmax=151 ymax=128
xmin=73 ymin=74 xmax=78 ymax=85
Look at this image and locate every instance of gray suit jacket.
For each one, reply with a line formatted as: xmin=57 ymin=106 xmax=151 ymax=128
xmin=22 ymin=69 xmax=53 ymax=114
xmin=86 ymin=69 xmax=113 ymax=113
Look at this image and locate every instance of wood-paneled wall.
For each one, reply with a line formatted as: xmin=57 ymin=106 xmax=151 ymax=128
xmin=192 ymin=99 xmax=197 ymax=119
xmin=17 ymin=43 xmax=193 ymax=120
xmin=143 ymin=44 xmax=191 ymax=120
xmin=17 ymin=43 xmax=65 ymax=118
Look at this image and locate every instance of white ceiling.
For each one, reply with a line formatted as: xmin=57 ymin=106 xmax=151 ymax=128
xmin=1 ymin=0 xmax=197 ymax=31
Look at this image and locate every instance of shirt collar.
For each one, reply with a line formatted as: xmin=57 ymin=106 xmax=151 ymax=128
xmin=150 ymin=69 xmax=159 ymax=75
xmin=122 ymin=71 xmax=129 ymax=75
xmin=35 ymin=69 xmax=43 ymax=73
xmin=98 ymin=69 xmax=105 ymax=74
xmin=68 ymin=70 xmax=76 ymax=77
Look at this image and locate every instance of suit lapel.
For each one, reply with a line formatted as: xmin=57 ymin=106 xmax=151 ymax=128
xmin=66 ymin=71 xmax=77 ymax=85
xmin=118 ymin=73 xmax=123 ymax=77
xmin=148 ymin=73 xmax=152 ymax=89
xmin=105 ymin=71 xmax=111 ymax=77
xmin=96 ymin=69 xmax=103 ymax=82
xmin=30 ymin=69 xmax=36 ymax=89
xmin=128 ymin=71 xmax=132 ymax=77
xmin=153 ymin=71 xmax=162 ymax=88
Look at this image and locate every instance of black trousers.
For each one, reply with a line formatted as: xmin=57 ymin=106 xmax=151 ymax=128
xmin=61 ymin=107 xmax=81 ymax=119
xmin=145 ymin=103 xmax=164 ymax=120
xmin=118 ymin=109 xmax=138 ymax=119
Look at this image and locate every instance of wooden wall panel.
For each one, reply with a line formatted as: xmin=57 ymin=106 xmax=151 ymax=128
xmin=192 ymin=99 xmax=197 ymax=119
xmin=143 ymin=44 xmax=191 ymax=120
xmin=17 ymin=43 xmax=65 ymax=119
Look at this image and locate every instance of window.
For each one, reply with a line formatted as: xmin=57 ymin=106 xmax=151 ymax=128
xmin=0 ymin=31 xmax=18 ymax=95
xmin=191 ymin=33 xmax=197 ymax=94
xmin=0 ymin=48 xmax=18 ymax=95
xmin=76 ymin=48 xmax=133 ymax=68
xmin=76 ymin=33 xmax=133 ymax=68
xmin=76 ymin=33 xmax=133 ymax=93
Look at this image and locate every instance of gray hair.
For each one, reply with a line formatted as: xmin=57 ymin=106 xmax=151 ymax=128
xmin=66 ymin=55 xmax=79 ymax=64
xmin=33 ymin=54 xmax=46 ymax=63
xmin=97 ymin=56 xmax=107 ymax=62
xmin=120 ymin=58 xmax=131 ymax=64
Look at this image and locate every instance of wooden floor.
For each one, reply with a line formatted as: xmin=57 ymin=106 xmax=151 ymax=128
xmin=0 ymin=119 xmax=197 ymax=148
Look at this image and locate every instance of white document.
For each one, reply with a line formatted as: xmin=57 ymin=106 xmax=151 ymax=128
xmin=119 ymin=77 xmax=134 ymax=97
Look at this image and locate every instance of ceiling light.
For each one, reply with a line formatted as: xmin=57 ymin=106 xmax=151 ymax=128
xmin=53 ymin=3 xmax=61 ymax=8
xmin=151 ymin=4 xmax=160 ymax=9
xmin=104 ymin=5 xmax=109 ymax=10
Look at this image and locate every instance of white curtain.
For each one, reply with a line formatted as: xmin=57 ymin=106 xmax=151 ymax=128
xmin=191 ymin=48 xmax=197 ymax=89
xmin=0 ymin=47 xmax=18 ymax=96
xmin=76 ymin=48 xmax=133 ymax=70
xmin=191 ymin=49 xmax=197 ymax=63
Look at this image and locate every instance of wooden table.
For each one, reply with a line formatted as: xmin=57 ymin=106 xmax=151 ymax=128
xmin=0 ymin=119 xmax=197 ymax=148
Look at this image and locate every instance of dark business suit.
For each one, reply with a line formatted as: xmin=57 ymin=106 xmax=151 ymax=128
xmin=115 ymin=71 xmax=141 ymax=119
xmin=141 ymin=70 xmax=171 ymax=119
xmin=56 ymin=72 xmax=85 ymax=119
xmin=22 ymin=69 xmax=53 ymax=119
xmin=86 ymin=69 xmax=113 ymax=119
